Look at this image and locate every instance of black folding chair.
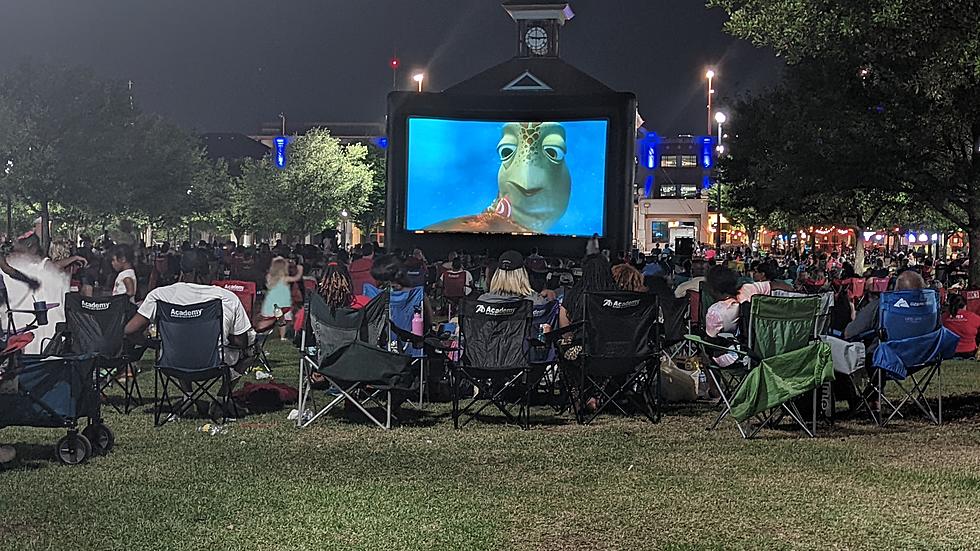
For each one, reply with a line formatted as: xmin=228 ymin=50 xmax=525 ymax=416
xmin=63 ymin=293 xmax=145 ymax=414
xmin=153 ymin=299 xmax=239 ymax=425
xmin=297 ymin=292 xmax=416 ymax=430
xmin=451 ymin=299 xmax=535 ymax=430
xmin=566 ymin=291 xmax=661 ymax=425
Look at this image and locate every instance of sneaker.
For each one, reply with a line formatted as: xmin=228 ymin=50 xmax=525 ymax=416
xmin=0 ymin=445 xmax=16 ymax=464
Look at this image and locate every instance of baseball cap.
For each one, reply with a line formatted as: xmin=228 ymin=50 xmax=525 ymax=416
xmin=498 ymin=250 xmax=524 ymax=271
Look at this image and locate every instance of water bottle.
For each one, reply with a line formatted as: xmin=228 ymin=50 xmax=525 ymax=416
xmin=411 ymin=308 xmax=424 ymax=336
xmin=697 ymin=369 xmax=708 ymax=399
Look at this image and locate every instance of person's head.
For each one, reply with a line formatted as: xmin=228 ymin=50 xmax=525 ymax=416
xmin=612 ymin=263 xmax=645 ymax=292
xmin=48 ymin=239 xmax=72 ymax=262
xmin=947 ymin=293 xmax=966 ymax=317
xmin=319 ymin=262 xmax=355 ymax=308
xmin=896 ymin=270 xmax=926 ymax=290
xmin=267 ymin=256 xmax=289 ymax=287
xmin=488 ymin=250 xmax=532 ymax=297
xmin=412 ymin=248 xmax=426 ymax=262
xmin=371 ymin=254 xmax=410 ymax=288
xmin=179 ymin=249 xmax=210 ymax=284
xmin=451 ymin=257 xmax=462 ymax=270
xmin=707 ymin=265 xmax=739 ymax=300
xmin=14 ymin=234 xmax=42 ymax=257
xmin=577 ymin=254 xmax=617 ymax=292
xmin=110 ymin=244 xmax=135 ymax=271
xmin=753 ymin=262 xmax=779 ymax=282
xmin=361 ymin=242 xmax=375 ymax=258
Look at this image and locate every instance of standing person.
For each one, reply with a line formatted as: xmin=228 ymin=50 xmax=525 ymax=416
xmin=110 ymin=244 xmax=137 ymax=303
xmin=586 ymin=233 xmax=601 ymax=257
xmin=262 ymin=257 xmax=304 ymax=341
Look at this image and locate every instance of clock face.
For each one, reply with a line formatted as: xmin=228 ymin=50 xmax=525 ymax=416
xmin=525 ymin=26 xmax=549 ymax=55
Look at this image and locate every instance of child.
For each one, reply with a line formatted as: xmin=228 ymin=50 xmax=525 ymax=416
xmin=262 ymin=256 xmax=303 ymax=340
xmin=110 ymin=244 xmax=137 ymax=303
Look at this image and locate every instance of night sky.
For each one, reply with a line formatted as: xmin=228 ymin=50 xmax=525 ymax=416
xmin=0 ymin=0 xmax=782 ymax=136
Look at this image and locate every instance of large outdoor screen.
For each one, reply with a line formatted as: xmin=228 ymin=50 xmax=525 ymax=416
xmin=405 ymin=117 xmax=608 ymax=236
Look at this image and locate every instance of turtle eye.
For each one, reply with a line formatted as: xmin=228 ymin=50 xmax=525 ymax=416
xmin=543 ymin=145 xmax=565 ymax=163
xmin=497 ymin=143 xmax=516 ymax=162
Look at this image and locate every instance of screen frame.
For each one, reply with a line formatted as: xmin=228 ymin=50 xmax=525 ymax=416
xmin=404 ymin=115 xmax=611 ymax=237
xmin=386 ymin=91 xmax=636 ymax=258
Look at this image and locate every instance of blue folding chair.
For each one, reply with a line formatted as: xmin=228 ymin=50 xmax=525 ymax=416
xmin=872 ymin=289 xmax=959 ymax=426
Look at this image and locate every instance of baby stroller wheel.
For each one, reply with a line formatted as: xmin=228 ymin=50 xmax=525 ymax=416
xmin=56 ymin=434 xmax=92 ymax=465
xmin=82 ymin=423 xmax=115 ymax=454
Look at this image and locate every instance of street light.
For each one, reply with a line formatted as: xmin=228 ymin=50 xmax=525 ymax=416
xmin=705 ymin=69 xmax=716 ymax=134
xmin=413 ymin=73 xmax=424 ymax=92
xmin=340 ymin=209 xmax=349 ymax=249
xmin=713 ymin=110 xmax=728 ymax=252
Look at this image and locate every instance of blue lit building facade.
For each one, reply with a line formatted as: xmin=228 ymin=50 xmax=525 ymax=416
xmin=633 ymin=131 xmax=723 ymax=251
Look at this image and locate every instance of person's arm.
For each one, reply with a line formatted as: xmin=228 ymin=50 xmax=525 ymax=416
xmin=0 ymin=255 xmax=40 ymax=290
xmin=558 ymin=305 xmax=572 ymax=329
xmin=125 ymin=313 xmax=150 ymax=335
xmin=123 ymin=275 xmax=136 ymax=298
xmin=844 ymin=303 xmax=876 ymax=339
xmin=285 ymin=263 xmax=304 ymax=283
xmin=53 ymin=255 xmax=88 ymax=271
xmin=770 ymin=279 xmax=794 ymax=292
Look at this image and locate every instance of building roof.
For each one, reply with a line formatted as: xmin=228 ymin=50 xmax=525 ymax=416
xmin=200 ymin=133 xmax=269 ymax=162
xmin=254 ymin=121 xmax=384 ymax=141
xmin=443 ymin=56 xmax=613 ymax=95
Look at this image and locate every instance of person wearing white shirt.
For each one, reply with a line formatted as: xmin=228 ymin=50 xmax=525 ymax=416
xmin=125 ymin=249 xmax=254 ymax=373
xmin=110 ymin=244 xmax=137 ymax=303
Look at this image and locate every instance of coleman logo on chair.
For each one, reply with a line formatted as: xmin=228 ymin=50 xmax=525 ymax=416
xmin=475 ymin=304 xmax=516 ymax=316
xmin=893 ymin=298 xmax=926 ymax=308
xmin=602 ymin=299 xmax=641 ymax=309
xmin=171 ymin=308 xmax=203 ymax=318
xmin=81 ymin=300 xmax=110 ymax=311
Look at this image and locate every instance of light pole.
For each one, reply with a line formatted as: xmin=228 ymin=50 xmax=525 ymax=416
xmin=705 ymin=69 xmax=716 ymax=135
xmin=390 ymin=57 xmax=399 ymax=91
xmin=714 ymin=111 xmax=727 ymax=251
xmin=340 ymin=209 xmax=349 ymax=249
xmin=413 ymin=73 xmax=424 ymax=92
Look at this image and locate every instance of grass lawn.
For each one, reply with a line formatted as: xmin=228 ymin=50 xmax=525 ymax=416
xmin=2 ymin=341 xmax=980 ymax=550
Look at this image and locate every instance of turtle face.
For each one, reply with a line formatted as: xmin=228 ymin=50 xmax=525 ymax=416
xmin=496 ymin=122 xmax=571 ymax=232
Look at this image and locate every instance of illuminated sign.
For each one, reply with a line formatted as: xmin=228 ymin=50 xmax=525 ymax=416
xmin=273 ymin=136 xmax=288 ymax=169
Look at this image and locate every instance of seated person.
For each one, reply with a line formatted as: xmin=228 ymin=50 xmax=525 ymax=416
xmin=319 ymin=261 xmax=370 ymax=310
xmin=611 ymin=263 xmax=646 ymax=293
xmin=674 ymin=260 xmax=707 ymax=298
xmin=478 ymin=250 xmax=548 ymax=306
xmin=125 ymin=250 xmax=254 ymax=411
xmin=737 ymin=261 xmax=793 ymax=302
xmin=942 ymin=293 xmax=980 ymax=359
xmin=702 ymin=266 xmax=743 ymax=367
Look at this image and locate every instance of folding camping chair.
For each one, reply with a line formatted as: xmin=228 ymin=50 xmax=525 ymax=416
xmin=869 ymin=277 xmax=891 ymax=294
xmin=962 ymin=289 xmax=980 ymax=316
xmin=364 ymin=284 xmax=429 ymax=407
xmin=296 ymin=292 xmax=415 ymax=430
xmin=451 ymin=299 xmax=535 ymax=429
xmin=871 ymin=289 xmax=957 ymax=426
xmin=565 ymin=291 xmax=661 ymax=425
xmin=63 ymin=293 xmax=145 ymax=414
xmin=441 ymin=270 xmax=469 ymax=319
xmin=153 ymin=300 xmax=240 ymax=425
xmin=662 ymin=294 xmax=692 ymax=363
xmin=528 ymin=300 xmax=562 ymax=409
xmin=212 ymin=280 xmax=257 ymax=321
xmin=686 ymin=295 xmax=833 ymax=438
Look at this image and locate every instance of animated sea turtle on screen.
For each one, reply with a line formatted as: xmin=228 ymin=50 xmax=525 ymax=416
xmin=425 ymin=122 xmax=571 ymax=233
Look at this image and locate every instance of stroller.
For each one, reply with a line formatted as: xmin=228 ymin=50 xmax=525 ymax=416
xmin=0 ymin=296 xmax=110 ymax=465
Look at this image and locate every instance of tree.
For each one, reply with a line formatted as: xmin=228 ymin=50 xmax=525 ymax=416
xmin=0 ymin=62 xmax=137 ymax=248
xmin=351 ymin=146 xmax=386 ymax=239
xmin=710 ymin=0 xmax=980 ymax=283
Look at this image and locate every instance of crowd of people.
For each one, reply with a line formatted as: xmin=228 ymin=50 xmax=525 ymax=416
xmin=1 ymin=225 xmax=977 ymax=464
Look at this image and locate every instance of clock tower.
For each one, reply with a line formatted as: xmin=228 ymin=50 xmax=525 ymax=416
xmin=503 ymin=1 xmax=574 ymax=58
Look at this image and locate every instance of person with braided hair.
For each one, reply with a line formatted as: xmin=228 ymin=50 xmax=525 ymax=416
xmin=318 ymin=261 xmax=369 ymax=310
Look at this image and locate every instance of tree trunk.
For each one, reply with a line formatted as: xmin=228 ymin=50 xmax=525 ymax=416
xmin=854 ymin=230 xmax=866 ymax=276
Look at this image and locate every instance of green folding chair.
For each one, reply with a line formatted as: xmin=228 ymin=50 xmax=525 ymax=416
xmin=686 ymin=295 xmax=835 ymax=438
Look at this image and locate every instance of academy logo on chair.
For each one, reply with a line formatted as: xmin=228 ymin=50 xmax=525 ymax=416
xmin=475 ymin=304 xmax=516 ymax=316
xmin=81 ymin=300 xmax=110 ymax=311
xmin=224 ymin=284 xmax=245 ymax=292
xmin=602 ymin=299 xmax=641 ymax=309
xmin=171 ymin=308 xmax=203 ymax=318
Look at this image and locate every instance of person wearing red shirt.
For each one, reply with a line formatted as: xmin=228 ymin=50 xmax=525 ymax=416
xmin=942 ymin=293 xmax=980 ymax=358
xmin=348 ymin=243 xmax=377 ymax=296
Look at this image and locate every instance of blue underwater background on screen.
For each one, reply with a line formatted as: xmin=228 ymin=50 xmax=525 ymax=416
xmin=405 ymin=118 xmax=608 ymax=236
